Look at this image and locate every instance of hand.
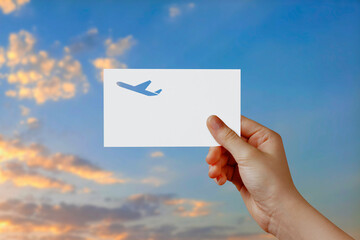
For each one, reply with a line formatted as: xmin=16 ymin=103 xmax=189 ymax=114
xmin=205 ymin=115 xmax=354 ymax=239
xmin=206 ymin=115 xmax=296 ymax=233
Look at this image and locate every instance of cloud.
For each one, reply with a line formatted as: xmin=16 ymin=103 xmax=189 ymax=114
xmin=175 ymin=225 xmax=233 ymax=239
xmin=66 ymin=28 xmax=100 ymax=54
xmin=1 ymin=30 xmax=89 ymax=104
xmin=140 ymin=177 xmax=166 ymax=187
xmin=0 ymin=214 xmax=74 ymax=235
xmin=19 ymin=105 xmax=30 ymax=116
xmin=151 ymin=165 xmax=168 ymax=173
xmin=150 ymin=151 xmax=164 ymax=158
xmin=92 ymin=35 xmax=135 ymax=81
xmin=169 ymin=3 xmax=196 ymax=19
xmin=188 ymin=3 xmax=195 ymax=9
xmin=0 ymin=195 xmax=253 ymax=240
xmin=78 ymin=187 xmax=91 ymax=194
xmin=89 ymin=223 xmax=274 ymax=240
xmin=92 ymin=58 xmax=127 ymax=69
xmin=0 ymin=199 xmax=141 ymax=229
xmin=0 ymin=0 xmax=30 ymax=14
xmin=124 ymin=193 xmax=174 ymax=217
xmin=92 ymin=57 xmax=127 ymax=81
xmin=0 ymin=162 xmax=74 ymax=193
xmin=174 ymin=226 xmax=276 ymax=240
xmin=105 ymin=35 xmax=135 ymax=57
xmin=165 ymin=199 xmax=210 ymax=217
xmin=26 ymin=117 xmax=39 ymax=128
xmin=169 ymin=7 xmax=181 ymax=18
xmin=0 ymin=135 xmax=127 ymax=184
xmin=126 ymin=194 xmax=211 ymax=218
xmin=0 ymin=194 xmax=208 ymax=231
xmin=6 ymin=30 xmax=35 ymax=67
xmin=91 ymin=223 xmax=174 ymax=240
xmin=0 ymin=47 xmax=5 ymax=67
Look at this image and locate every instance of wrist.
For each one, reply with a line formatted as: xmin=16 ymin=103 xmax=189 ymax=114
xmin=267 ymin=188 xmax=309 ymax=239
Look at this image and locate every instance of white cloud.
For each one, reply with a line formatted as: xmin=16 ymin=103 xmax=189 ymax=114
xmin=169 ymin=7 xmax=181 ymax=18
xmin=169 ymin=3 xmax=196 ymax=19
xmin=140 ymin=177 xmax=166 ymax=187
xmin=87 ymin=27 xmax=98 ymax=35
xmin=188 ymin=2 xmax=195 ymax=9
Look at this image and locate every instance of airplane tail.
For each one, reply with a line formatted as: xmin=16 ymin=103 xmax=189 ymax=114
xmin=155 ymin=89 xmax=162 ymax=95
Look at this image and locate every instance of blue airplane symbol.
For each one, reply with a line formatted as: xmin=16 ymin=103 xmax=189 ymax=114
xmin=116 ymin=80 xmax=162 ymax=96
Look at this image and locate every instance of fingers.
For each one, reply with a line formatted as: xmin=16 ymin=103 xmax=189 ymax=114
xmin=206 ymin=146 xmax=222 ymax=165
xmin=241 ymin=115 xmax=283 ymax=153
xmin=208 ymin=153 xmax=227 ymax=178
xmin=212 ymin=164 xmax=235 ymax=186
xmin=241 ymin=115 xmax=268 ymax=139
xmin=207 ymin=115 xmax=258 ymax=161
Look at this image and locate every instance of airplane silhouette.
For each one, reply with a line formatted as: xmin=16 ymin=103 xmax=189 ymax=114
xmin=116 ymin=80 xmax=162 ymax=96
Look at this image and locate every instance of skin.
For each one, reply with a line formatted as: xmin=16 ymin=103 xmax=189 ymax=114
xmin=206 ymin=115 xmax=354 ymax=240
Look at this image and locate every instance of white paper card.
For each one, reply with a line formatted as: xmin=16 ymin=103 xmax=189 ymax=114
xmin=104 ymin=69 xmax=240 ymax=147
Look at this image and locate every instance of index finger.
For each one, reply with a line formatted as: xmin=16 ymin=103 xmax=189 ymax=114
xmin=241 ymin=115 xmax=272 ymax=139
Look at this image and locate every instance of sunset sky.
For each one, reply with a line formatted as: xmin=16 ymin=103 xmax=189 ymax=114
xmin=0 ymin=0 xmax=359 ymax=239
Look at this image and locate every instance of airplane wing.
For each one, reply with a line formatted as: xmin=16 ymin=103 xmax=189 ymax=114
xmin=134 ymin=80 xmax=151 ymax=90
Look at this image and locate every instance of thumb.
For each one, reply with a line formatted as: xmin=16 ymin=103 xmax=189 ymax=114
xmin=207 ymin=115 xmax=257 ymax=161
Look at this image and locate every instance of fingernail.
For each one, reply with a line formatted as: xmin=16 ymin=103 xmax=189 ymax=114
xmin=208 ymin=115 xmax=223 ymax=131
xmin=216 ymin=176 xmax=221 ymax=184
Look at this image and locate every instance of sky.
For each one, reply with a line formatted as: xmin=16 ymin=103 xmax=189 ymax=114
xmin=0 ymin=0 xmax=359 ymax=239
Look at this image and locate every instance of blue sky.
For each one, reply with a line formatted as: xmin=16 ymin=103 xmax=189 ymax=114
xmin=0 ymin=0 xmax=359 ymax=239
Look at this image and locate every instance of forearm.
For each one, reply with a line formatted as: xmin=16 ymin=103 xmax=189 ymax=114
xmin=269 ymin=191 xmax=354 ymax=240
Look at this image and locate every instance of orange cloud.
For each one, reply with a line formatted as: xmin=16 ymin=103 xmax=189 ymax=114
xmin=128 ymin=194 xmax=211 ymax=218
xmin=150 ymin=151 xmax=164 ymax=158
xmin=92 ymin=58 xmax=126 ymax=69
xmin=91 ymin=229 xmax=128 ymax=240
xmin=105 ymin=35 xmax=135 ymax=57
xmin=0 ymin=0 xmax=30 ymax=14
xmin=0 ymin=162 xmax=74 ymax=192
xmin=0 ymin=217 xmax=74 ymax=235
xmin=92 ymin=35 xmax=135 ymax=81
xmin=26 ymin=117 xmax=39 ymax=128
xmin=165 ymin=198 xmax=210 ymax=217
xmin=1 ymin=30 xmax=89 ymax=104
xmin=92 ymin=57 xmax=127 ymax=81
xmin=0 ymin=47 xmax=5 ymax=67
xmin=0 ymin=195 xmax=220 ymax=240
xmin=19 ymin=105 xmax=30 ymax=116
xmin=0 ymin=135 xmax=126 ymax=184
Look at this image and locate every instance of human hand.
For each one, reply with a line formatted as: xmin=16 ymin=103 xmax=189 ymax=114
xmin=205 ymin=115 xmax=353 ymax=239
xmin=206 ymin=115 xmax=297 ymax=234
